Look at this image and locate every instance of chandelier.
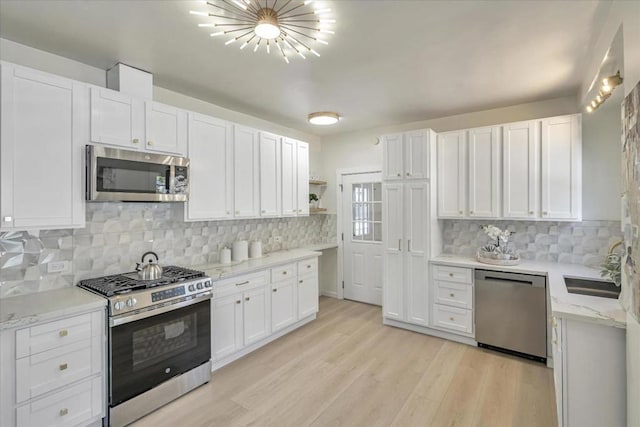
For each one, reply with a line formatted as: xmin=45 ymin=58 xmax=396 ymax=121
xmin=190 ymin=1 xmax=335 ymax=63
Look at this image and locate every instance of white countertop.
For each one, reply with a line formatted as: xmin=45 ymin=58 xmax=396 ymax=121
xmin=305 ymin=242 xmax=338 ymax=251
xmin=0 ymin=287 xmax=107 ymax=331
xmin=193 ymin=248 xmax=322 ymax=281
xmin=431 ymin=254 xmax=627 ymax=329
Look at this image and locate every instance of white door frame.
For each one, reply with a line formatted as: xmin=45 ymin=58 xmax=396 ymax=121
xmin=336 ymin=166 xmax=382 ymax=300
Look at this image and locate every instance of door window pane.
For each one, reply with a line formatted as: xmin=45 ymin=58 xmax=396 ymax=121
xmin=351 ymin=181 xmax=382 ymax=242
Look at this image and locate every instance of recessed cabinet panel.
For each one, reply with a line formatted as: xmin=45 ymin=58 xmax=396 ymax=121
xmin=90 ymin=87 xmax=142 ymax=148
xmin=382 ymin=184 xmax=404 ymax=321
xmin=281 ymin=138 xmax=297 ymax=216
xmin=503 ymin=121 xmax=538 ymax=219
xmin=185 ymin=113 xmax=233 ymax=221
xmin=233 ymin=125 xmax=260 ymax=218
xmin=298 ymin=274 xmax=319 ymax=318
xmin=405 ymin=183 xmax=429 ymax=326
xmin=259 ymin=132 xmax=282 ymax=217
xmin=211 ymin=294 xmax=243 ymax=360
xmin=271 ymin=279 xmax=297 ymax=332
xmin=437 ymin=131 xmax=466 ymax=217
xmin=468 ymin=126 xmax=500 ymax=218
xmin=541 ymin=115 xmax=581 ymax=220
xmin=145 ymin=101 xmax=187 ymax=155
xmin=405 ymin=130 xmax=429 ymax=179
xmin=382 ymin=133 xmax=403 ymax=180
xmin=243 ymin=287 xmax=269 ymax=346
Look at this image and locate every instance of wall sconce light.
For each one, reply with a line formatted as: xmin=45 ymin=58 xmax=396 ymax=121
xmin=586 ymin=70 xmax=623 ymax=113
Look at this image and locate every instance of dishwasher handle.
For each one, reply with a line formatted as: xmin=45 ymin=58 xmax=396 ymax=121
xmin=475 ymin=269 xmax=546 ymax=288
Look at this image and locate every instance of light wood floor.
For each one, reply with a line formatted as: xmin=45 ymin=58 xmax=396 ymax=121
xmin=133 ymin=297 xmax=557 ymax=427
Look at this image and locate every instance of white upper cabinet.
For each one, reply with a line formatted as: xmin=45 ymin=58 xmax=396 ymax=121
xmin=233 ymin=125 xmax=260 ymax=218
xmin=541 ymin=115 xmax=581 ymax=220
xmin=468 ymin=126 xmax=500 ymax=218
xmin=1 ymin=63 xmax=85 ymax=231
xmin=281 ymin=137 xmax=297 ymax=216
xmin=144 ymin=101 xmax=187 ymax=154
xmin=503 ymin=121 xmax=538 ymax=219
xmin=185 ymin=113 xmax=233 ymax=221
xmin=296 ymin=141 xmax=309 ymax=216
xmin=90 ymin=87 xmax=186 ymax=155
xmin=437 ymin=130 xmax=466 ymax=218
xmin=404 ymin=130 xmax=430 ymax=180
xmin=382 ymin=133 xmax=404 ymax=180
xmin=89 ymin=87 xmax=144 ymax=149
xmin=259 ymin=132 xmax=282 ymax=217
xmin=382 ymin=130 xmax=430 ymax=180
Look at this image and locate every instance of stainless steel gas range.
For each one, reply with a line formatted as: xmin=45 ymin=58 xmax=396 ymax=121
xmin=78 ymin=266 xmax=212 ymax=427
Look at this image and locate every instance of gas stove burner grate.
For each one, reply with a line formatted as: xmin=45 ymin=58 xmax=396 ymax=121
xmin=78 ymin=266 xmax=206 ymax=297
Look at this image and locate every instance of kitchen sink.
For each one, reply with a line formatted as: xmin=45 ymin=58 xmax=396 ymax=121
xmin=564 ymin=276 xmax=621 ymax=299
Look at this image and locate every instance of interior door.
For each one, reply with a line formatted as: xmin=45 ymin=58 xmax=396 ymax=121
xmin=341 ymin=173 xmax=383 ymax=306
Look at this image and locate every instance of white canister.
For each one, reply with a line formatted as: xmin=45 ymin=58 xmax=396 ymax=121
xmin=232 ymin=240 xmax=248 ymax=262
xmin=249 ymin=240 xmax=262 ymax=258
xmin=220 ymin=247 xmax=231 ymax=264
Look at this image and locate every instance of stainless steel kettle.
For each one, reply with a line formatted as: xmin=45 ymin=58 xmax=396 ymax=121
xmin=136 ymin=251 xmax=163 ymax=280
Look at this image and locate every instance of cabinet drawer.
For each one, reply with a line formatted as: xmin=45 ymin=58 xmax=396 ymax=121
xmin=434 ymin=281 xmax=473 ymax=310
xmin=213 ymin=271 xmax=268 ymax=297
xmin=297 ymin=258 xmax=318 ymax=276
xmin=16 ymin=376 xmax=103 ymax=427
xmin=432 ymin=304 xmax=473 ymax=335
xmin=16 ymin=338 xmax=101 ymax=403
xmin=270 ymin=263 xmax=296 ymax=282
xmin=432 ymin=264 xmax=473 ymax=284
xmin=16 ymin=313 xmax=94 ymax=358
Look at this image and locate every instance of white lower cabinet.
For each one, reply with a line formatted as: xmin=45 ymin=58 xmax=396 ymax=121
xmin=210 ymin=256 xmax=319 ymax=369
xmin=552 ymin=316 xmax=626 ymax=427
xmin=0 ymin=309 xmax=106 ymax=427
xmin=429 ymin=264 xmax=474 ymax=337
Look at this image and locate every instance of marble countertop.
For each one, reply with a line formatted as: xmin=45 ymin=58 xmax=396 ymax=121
xmin=192 ymin=248 xmax=322 ymax=281
xmin=0 ymin=287 xmax=106 ymax=331
xmin=431 ymin=254 xmax=627 ymax=329
xmin=305 ymin=242 xmax=338 ymax=251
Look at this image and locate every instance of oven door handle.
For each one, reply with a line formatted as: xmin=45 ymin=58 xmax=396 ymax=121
xmin=110 ymin=292 xmax=212 ymax=327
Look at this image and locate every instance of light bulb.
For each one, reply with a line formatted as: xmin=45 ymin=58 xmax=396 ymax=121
xmin=586 ymin=105 xmax=593 ymax=113
xmin=255 ymin=23 xmax=281 ymax=39
xmin=225 ymin=38 xmax=236 ymax=45
xmin=232 ymin=0 xmax=247 ymax=9
xmin=310 ymin=49 xmax=320 ymax=57
xmin=240 ymin=41 xmax=249 ymax=50
xmin=602 ymin=84 xmax=612 ymax=93
xmin=314 ymin=8 xmax=331 ymax=14
xmin=210 ymin=32 xmax=224 ymax=37
xmin=190 ymin=10 xmax=208 ymax=16
xmin=316 ymin=39 xmax=328 ymax=45
xmin=320 ymin=29 xmax=335 ymax=34
xmin=198 ymin=23 xmax=216 ymax=27
xmin=591 ymin=100 xmax=597 ymax=108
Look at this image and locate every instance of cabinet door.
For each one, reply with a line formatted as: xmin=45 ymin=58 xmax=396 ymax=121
xmin=1 ymin=65 xmax=85 ymax=231
xmin=298 ymin=273 xmax=319 ymax=318
xmin=271 ymin=279 xmax=297 ymax=332
xmin=233 ymin=125 xmax=260 ymax=218
xmin=296 ymin=141 xmax=309 ymax=216
xmin=243 ymin=287 xmax=269 ymax=346
xmin=89 ymin=87 xmax=143 ymax=148
xmin=437 ymin=131 xmax=466 ymax=217
xmin=382 ymin=184 xmax=404 ymax=320
xmin=503 ymin=121 xmax=538 ymax=218
xmin=541 ymin=115 xmax=581 ymax=220
xmin=468 ymin=126 xmax=500 ymax=218
xmin=211 ymin=294 xmax=243 ymax=360
xmin=281 ymin=138 xmax=297 ymax=216
xmin=404 ymin=183 xmax=429 ymax=326
xmin=185 ymin=113 xmax=233 ymax=221
xmin=382 ymin=133 xmax=404 ymax=180
xmin=259 ymin=132 xmax=282 ymax=217
xmin=405 ymin=130 xmax=429 ymax=180
xmin=144 ymin=101 xmax=187 ymax=155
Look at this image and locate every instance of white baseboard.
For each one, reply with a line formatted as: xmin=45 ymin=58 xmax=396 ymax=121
xmin=212 ymin=314 xmax=317 ymax=371
xmin=383 ymin=318 xmax=478 ymax=347
xmin=320 ymin=290 xmax=339 ymax=298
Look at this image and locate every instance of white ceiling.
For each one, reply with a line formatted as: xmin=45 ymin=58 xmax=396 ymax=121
xmin=0 ymin=0 xmax=608 ymax=136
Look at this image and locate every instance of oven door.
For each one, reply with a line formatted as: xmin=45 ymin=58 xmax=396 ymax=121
xmin=109 ymin=298 xmax=210 ymax=406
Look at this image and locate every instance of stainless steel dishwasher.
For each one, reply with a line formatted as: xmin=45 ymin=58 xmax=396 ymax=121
xmin=475 ymin=269 xmax=547 ymax=362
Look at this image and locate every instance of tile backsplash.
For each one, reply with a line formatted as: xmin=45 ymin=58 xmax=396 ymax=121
xmin=0 ymin=203 xmax=337 ymax=298
xmin=442 ymin=219 xmax=623 ymax=267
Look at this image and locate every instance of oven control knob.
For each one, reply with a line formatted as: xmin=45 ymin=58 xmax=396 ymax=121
xmin=188 ymin=284 xmax=196 ymax=292
xmin=126 ymin=297 xmax=137 ymax=308
xmin=196 ymin=282 xmax=203 ymax=290
xmin=204 ymin=280 xmax=212 ymax=288
xmin=114 ymin=301 xmax=125 ymax=311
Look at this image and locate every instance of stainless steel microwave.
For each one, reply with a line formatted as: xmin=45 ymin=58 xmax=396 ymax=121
xmin=86 ymin=145 xmax=189 ymax=202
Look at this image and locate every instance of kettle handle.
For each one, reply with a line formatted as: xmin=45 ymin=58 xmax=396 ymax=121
xmin=141 ymin=251 xmax=159 ymax=264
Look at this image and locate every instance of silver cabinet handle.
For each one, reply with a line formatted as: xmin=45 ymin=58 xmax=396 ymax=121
xmin=398 ymin=239 xmax=401 ymax=251
xmin=235 ymin=280 xmax=250 ymax=287
xmin=396 ymin=173 xmax=401 ymax=177
xmin=543 ymin=211 xmax=548 ymax=215
xmin=406 ymin=172 xmax=411 ymax=176
xmin=147 ymin=140 xmax=153 ymax=146
xmin=59 ymin=363 xmax=68 ymax=371
xmin=273 ymin=288 xmax=278 ymax=293
xmin=282 ymin=271 xmax=287 ymax=275
xmin=407 ymin=239 xmax=411 ymax=252
xmin=59 ymin=330 xmax=68 ymax=337
xmin=245 ymin=297 xmax=250 ymax=301
xmin=133 ymin=138 xmax=139 ymax=144
xmin=59 ymin=408 xmax=68 ymax=416
xmin=299 ymin=280 xmax=303 ymax=283
xmin=529 ymin=210 xmax=534 ymax=214
xmin=236 ymin=300 xmax=241 ymax=304
xmin=469 ymin=210 xmax=474 ymax=214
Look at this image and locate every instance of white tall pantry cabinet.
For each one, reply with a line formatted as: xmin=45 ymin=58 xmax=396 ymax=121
xmin=381 ymin=129 xmax=440 ymax=328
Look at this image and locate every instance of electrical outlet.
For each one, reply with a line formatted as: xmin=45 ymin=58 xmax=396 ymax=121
xmin=48 ymin=261 xmax=69 ymax=273
xmin=273 ymin=236 xmax=283 ymax=243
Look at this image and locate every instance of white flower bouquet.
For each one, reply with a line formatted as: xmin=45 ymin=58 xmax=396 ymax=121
xmin=476 ymin=225 xmax=520 ymax=265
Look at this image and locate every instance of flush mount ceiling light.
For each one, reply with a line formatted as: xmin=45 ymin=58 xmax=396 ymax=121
xmin=586 ymin=70 xmax=623 ymax=113
xmin=308 ymin=111 xmax=340 ymax=125
xmin=190 ymin=1 xmax=335 ymax=63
